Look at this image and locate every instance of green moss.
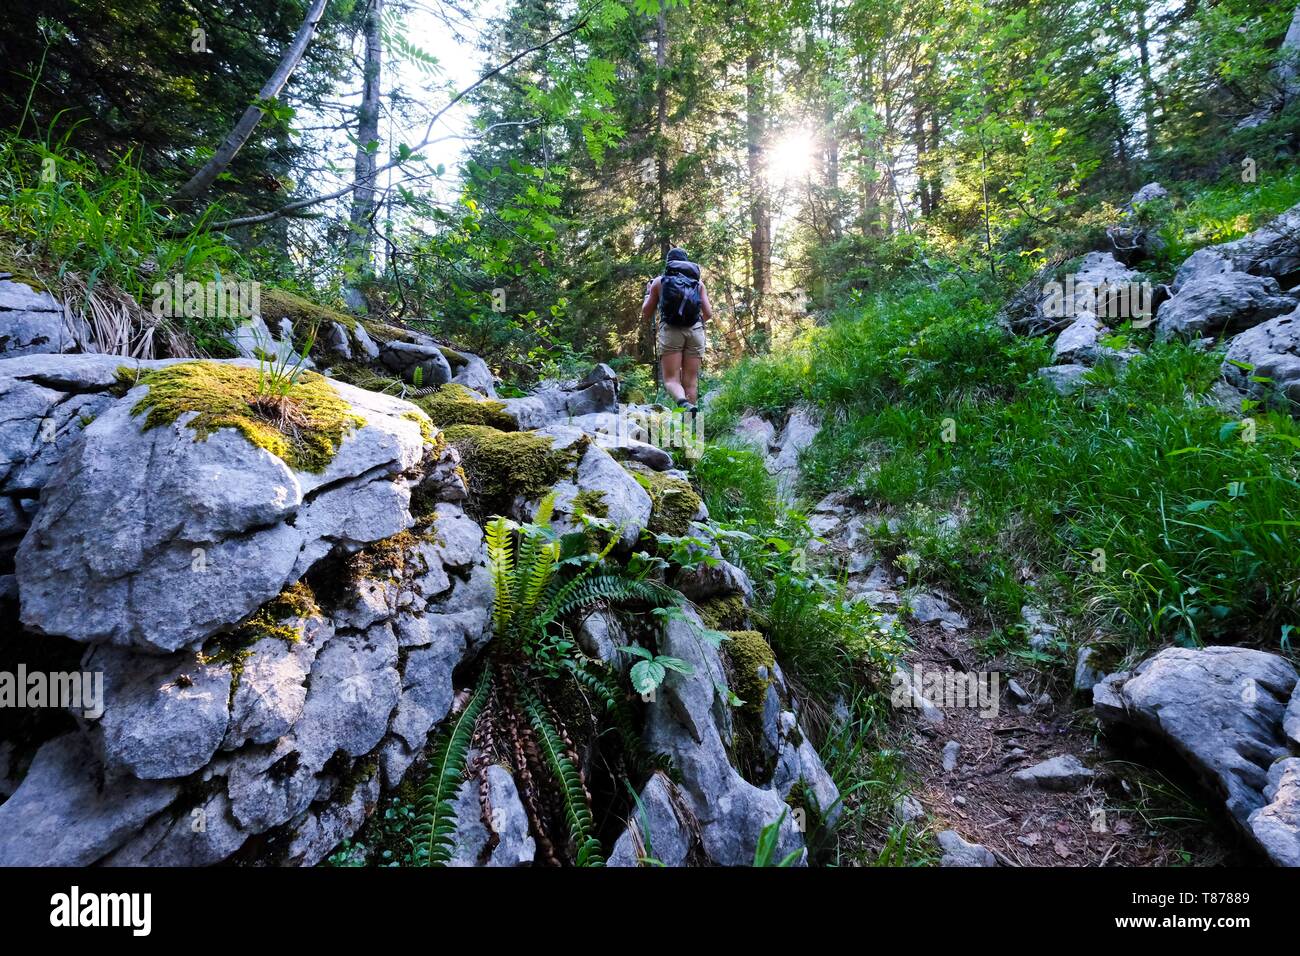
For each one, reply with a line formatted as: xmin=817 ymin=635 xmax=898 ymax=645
xmin=724 ymin=630 xmax=775 ymax=716
xmin=126 ymin=361 xmax=362 ymax=473
xmin=442 ymin=424 xmax=580 ymax=520
xmin=346 ymin=530 xmax=420 ymax=585
xmin=401 ymin=410 xmax=436 ymax=445
xmin=260 ymin=287 xmax=356 ymax=333
xmin=0 ymin=270 xmax=47 ymax=293
xmin=413 ymin=383 xmax=516 ymax=430
xmin=360 ymin=318 xmax=413 ymax=343
xmin=437 ymin=346 xmax=469 ymax=368
xmin=235 ymin=580 xmax=320 ymax=645
xmin=697 ymin=594 xmax=749 ymax=631
xmin=572 ymin=489 xmax=609 ymax=519
xmin=624 ymin=462 xmax=703 ymax=537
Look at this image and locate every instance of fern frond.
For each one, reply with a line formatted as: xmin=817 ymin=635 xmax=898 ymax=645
xmin=486 ymin=516 xmax=517 ymax=636
xmin=565 ymin=658 xmax=645 ymax=771
xmin=412 ymin=666 xmax=492 ymax=866
xmin=550 ymin=575 xmax=681 ymax=621
xmin=521 ymin=685 xmax=604 ymax=866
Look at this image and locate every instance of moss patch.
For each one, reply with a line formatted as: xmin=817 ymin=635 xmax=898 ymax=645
xmin=414 ymin=383 xmax=515 ymax=430
xmin=724 ymin=630 xmax=775 ymax=717
xmin=624 ymin=462 xmax=703 ymax=537
xmin=260 ymin=287 xmax=356 ymax=333
xmin=572 ymin=489 xmax=609 ymax=519
xmin=346 ymin=530 xmax=420 ymax=585
xmin=697 ymin=594 xmax=749 ymax=631
xmin=437 ymin=346 xmax=469 ymax=369
xmin=442 ymin=424 xmax=580 ymax=520
xmin=125 ymin=361 xmax=362 ymax=473
xmin=233 ymin=580 xmax=320 ymax=647
xmin=401 ymin=410 xmax=436 ymax=445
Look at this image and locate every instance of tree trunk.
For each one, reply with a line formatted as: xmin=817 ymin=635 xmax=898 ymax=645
xmin=347 ymin=0 xmax=384 ymax=284
xmin=1135 ymin=3 xmax=1159 ymax=155
xmin=746 ymin=48 xmax=771 ymax=328
xmin=655 ymin=4 xmax=670 ymax=259
xmin=170 ymin=0 xmax=329 ymax=204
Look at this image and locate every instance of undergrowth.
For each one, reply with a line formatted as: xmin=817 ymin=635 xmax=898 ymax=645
xmin=708 ymin=277 xmax=1300 ymax=657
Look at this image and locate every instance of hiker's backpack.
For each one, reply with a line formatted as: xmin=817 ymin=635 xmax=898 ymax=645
xmin=659 ymin=259 xmax=703 ymax=327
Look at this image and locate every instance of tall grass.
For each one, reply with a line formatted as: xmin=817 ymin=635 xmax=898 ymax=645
xmin=709 ymin=279 xmax=1300 ymax=656
xmin=1152 ymin=167 xmax=1300 ymax=272
xmin=0 ymin=134 xmax=247 ymax=354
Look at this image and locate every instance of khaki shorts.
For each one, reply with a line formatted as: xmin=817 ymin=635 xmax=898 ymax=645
xmin=657 ymin=321 xmax=706 ymax=358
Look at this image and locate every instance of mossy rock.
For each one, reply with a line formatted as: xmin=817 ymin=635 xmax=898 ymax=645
xmin=623 ymin=461 xmax=702 ymax=537
xmin=259 ymin=288 xmax=356 ymax=333
xmin=413 ymin=383 xmax=515 ymax=430
xmin=724 ymin=630 xmax=775 ymax=717
xmin=441 ymin=424 xmax=579 ymax=520
xmin=123 ymin=360 xmax=363 ymax=473
xmin=697 ymin=594 xmax=749 ymax=631
xmin=437 ymin=345 xmax=469 ymax=369
xmin=345 ymin=530 xmax=420 ymax=585
xmin=572 ymin=488 xmax=609 ymax=519
xmin=359 ymin=318 xmax=414 ymax=344
xmin=237 ymin=580 xmax=320 ymax=645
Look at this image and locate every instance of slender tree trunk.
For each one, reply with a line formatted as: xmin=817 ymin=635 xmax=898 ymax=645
xmin=746 ymin=47 xmax=771 ymax=331
xmin=655 ymin=5 xmax=670 ymax=258
xmin=1278 ymin=3 xmax=1300 ymax=105
xmin=1135 ymin=3 xmax=1159 ymax=155
xmin=928 ymin=109 xmax=942 ymax=212
xmin=171 ymin=0 xmax=329 ymax=204
xmin=347 ymin=0 xmax=384 ymax=284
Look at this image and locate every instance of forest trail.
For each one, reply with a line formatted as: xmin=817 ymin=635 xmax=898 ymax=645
xmin=804 ymin=494 xmax=1228 ymax=867
xmin=899 ymin=616 xmax=1190 ymax=867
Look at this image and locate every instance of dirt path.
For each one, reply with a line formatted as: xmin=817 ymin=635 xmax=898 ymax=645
xmin=899 ymin=617 xmax=1192 ymax=866
xmin=808 ymin=494 xmax=1227 ymax=866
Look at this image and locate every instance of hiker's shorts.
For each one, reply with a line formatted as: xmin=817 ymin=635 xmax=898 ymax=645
xmin=658 ymin=321 xmax=706 ymax=358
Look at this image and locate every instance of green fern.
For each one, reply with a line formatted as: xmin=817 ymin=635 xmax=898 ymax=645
xmin=565 ymin=658 xmax=645 ymax=768
xmin=412 ymin=666 xmax=492 ymax=866
xmin=486 ymin=515 xmax=517 ymax=637
xmin=521 ymin=685 xmax=604 ymax=866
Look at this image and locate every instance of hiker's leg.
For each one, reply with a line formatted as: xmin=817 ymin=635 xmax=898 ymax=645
xmin=681 ymin=323 xmax=705 ymax=404
xmin=661 ymin=350 xmax=686 ymax=402
xmin=682 ymin=354 xmax=701 ymax=403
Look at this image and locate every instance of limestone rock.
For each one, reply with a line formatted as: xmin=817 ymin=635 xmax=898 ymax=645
xmin=608 ymin=771 xmax=693 ymax=867
xmin=0 ymin=733 xmax=179 ymax=866
xmin=500 ymin=364 xmax=618 ymax=429
xmin=15 ymin=364 xmax=428 ymax=653
xmin=1221 ymin=307 xmax=1300 ymax=408
xmin=1094 ymin=646 xmax=1297 ymax=827
xmin=0 ymin=278 xmax=86 ymax=357
xmin=1247 ymin=758 xmax=1300 ymax=867
xmin=1156 ymin=272 xmax=1295 ymax=342
xmin=938 ymin=829 xmax=998 ymax=867
xmin=1012 ymin=754 xmax=1094 ymax=792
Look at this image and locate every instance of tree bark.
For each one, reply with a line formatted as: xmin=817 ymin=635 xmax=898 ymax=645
xmin=655 ymin=4 xmax=670 ymax=259
xmin=347 ymin=0 xmax=384 ymax=279
xmin=170 ymin=0 xmax=329 ymax=204
xmin=746 ymin=47 xmax=771 ymax=328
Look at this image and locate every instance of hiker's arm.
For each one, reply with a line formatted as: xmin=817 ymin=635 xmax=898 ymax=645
xmin=700 ymin=282 xmax=713 ymax=323
xmin=640 ymin=278 xmax=660 ymax=324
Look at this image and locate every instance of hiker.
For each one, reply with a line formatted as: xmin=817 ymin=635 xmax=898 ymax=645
xmin=641 ymin=246 xmax=712 ymax=412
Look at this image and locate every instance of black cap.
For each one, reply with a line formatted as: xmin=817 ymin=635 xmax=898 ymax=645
xmin=666 ymin=247 xmax=689 ymax=263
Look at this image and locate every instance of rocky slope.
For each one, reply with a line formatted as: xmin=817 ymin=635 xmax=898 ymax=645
xmin=729 ymin=191 xmax=1300 ymax=866
xmin=0 ymin=293 xmax=838 ymax=867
